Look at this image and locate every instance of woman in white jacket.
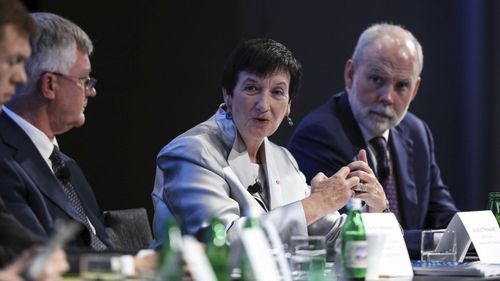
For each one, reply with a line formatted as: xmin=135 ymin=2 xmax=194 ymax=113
xmin=151 ymin=38 xmax=387 ymax=249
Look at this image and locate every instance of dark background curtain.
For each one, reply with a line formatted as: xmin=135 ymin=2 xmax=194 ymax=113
xmin=21 ymin=0 xmax=500 ymax=222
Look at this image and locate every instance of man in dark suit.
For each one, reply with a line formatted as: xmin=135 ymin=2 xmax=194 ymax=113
xmin=288 ymin=23 xmax=459 ymax=258
xmin=0 ymin=1 xmax=71 ymax=279
xmin=0 ymin=12 xmax=112 ymax=251
xmin=0 ymin=0 xmax=38 ymax=267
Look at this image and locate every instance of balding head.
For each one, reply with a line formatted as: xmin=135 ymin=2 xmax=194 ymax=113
xmin=352 ymin=23 xmax=423 ymax=77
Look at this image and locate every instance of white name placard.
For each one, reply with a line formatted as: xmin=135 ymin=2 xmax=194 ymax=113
xmin=361 ymin=213 xmax=413 ymax=277
xmin=240 ymin=228 xmax=281 ymax=281
xmin=446 ymin=211 xmax=500 ymax=263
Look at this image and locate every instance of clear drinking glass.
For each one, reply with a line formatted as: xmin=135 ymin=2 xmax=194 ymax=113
xmin=288 ymin=236 xmax=326 ymax=281
xmin=421 ymin=229 xmax=457 ymax=262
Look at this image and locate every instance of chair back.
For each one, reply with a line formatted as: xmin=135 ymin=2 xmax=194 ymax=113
xmin=104 ymin=208 xmax=153 ymax=253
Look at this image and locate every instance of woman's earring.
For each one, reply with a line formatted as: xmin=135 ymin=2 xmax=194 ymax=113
xmin=286 ymin=116 xmax=293 ymax=126
xmin=226 ymin=111 xmax=232 ymax=120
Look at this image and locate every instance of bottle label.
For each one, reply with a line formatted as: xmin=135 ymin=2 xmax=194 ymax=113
xmin=345 ymin=240 xmax=368 ymax=269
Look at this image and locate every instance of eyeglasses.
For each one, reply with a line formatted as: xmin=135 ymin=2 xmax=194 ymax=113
xmin=48 ymin=72 xmax=97 ymax=92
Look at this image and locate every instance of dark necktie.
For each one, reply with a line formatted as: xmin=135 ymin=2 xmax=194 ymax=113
xmin=369 ymin=137 xmax=401 ymax=222
xmin=50 ymin=146 xmax=107 ymax=250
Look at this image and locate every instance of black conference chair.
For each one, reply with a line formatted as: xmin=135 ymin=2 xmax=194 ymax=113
xmin=104 ymin=208 xmax=153 ymax=253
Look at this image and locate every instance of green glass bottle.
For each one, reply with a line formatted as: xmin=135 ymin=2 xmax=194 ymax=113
xmin=204 ymin=217 xmax=231 ymax=281
xmin=488 ymin=192 xmax=500 ymax=226
xmin=244 ymin=216 xmax=260 ymax=229
xmin=157 ymin=217 xmax=183 ymax=281
xmin=341 ymin=198 xmax=367 ymax=280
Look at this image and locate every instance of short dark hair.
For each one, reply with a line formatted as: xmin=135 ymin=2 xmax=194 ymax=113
xmin=0 ymin=0 xmax=36 ymax=41
xmin=221 ymin=38 xmax=302 ymax=101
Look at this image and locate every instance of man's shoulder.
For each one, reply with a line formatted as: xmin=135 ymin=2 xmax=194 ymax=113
xmin=0 ymin=111 xmax=34 ymax=153
xmin=0 ymin=112 xmax=18 ymax=144
xmin=397 ymin=111 xmax=431 ymax=135
xmin=292 ymin=93 xmax=352 ymax=142
xmin=0 ymin=147 xmax=22 ymax=183
xmin=297 ymin=95 xmax=344 ymax=128
xmin=303 ymin=94 xmax=339 ymax=118
xmin=0 ymin=121 xmax=29 ymax=170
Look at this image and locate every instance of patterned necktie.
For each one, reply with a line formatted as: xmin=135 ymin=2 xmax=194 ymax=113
xmin=50 ymin=146 xmax=107 ymax=250
xmin=369 ymin=137 xmax=401 ymax=222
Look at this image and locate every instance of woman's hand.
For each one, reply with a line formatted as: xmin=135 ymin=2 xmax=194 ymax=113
xmin=302 ymin=167 xmax=360 ymax=224
xmin=347 ymin=149 xmax=388 ymax=212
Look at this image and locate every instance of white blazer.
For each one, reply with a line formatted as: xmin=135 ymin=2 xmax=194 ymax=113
xmin=151 ymin=105 xmax=344 ymax=248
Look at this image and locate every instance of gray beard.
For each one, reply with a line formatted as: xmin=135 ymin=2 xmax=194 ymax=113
xmin=348 ymin=93 xmax=408 ymax=136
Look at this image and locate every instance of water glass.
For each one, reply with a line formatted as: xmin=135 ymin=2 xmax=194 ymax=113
xmin=80 ymin=254 xmax=124 ymax=281
xmin=288 ymin=236 xmax=326 ymax=281
xmin=421 ymin=229 xmax=457 ymax=262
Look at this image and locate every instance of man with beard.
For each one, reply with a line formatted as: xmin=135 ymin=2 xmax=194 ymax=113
xmin=288 ymin=23 xmax=458 ymax=258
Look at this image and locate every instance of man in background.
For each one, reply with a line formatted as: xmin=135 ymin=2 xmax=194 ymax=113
xmin=288 ymin=23 xmax=459 ymax=257
xmin=0 ymin=0 xmax=38 ymax=266
xmin=0 ymin=0 xmax=68 ymax=280
xmin=0 ymin=11 xmax=111 ymax=250
xmin=0 ymin=8 xmax=159 ymax=276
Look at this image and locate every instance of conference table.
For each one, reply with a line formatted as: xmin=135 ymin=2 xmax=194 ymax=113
xmin=414 ymin=277 xmax=500 ymax=281
xmin=62 ymin=258 xmax=500 ymax=280
xmin=62 ymin=255 xmax=500 ymax=281
xmin=62 ymin=275 xmax=500 ymax=280
xmin=62 ymin=272 xmax=500 ymax=281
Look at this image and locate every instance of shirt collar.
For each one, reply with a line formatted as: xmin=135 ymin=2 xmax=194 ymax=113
xmin=3 ymin=106 xmax=59 ymax=164
xmin=357 ymin=122 xmax=390 ymax=144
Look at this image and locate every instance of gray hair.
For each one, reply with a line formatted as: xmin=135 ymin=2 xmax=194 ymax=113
xmin=21 ymin=12 xmax=93 ymax=94
xmin=351 ymin=23 xmax=424 ymax=76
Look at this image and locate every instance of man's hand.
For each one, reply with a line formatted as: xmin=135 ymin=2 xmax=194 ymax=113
xmin=348 ymin=149 xmax=388 ymax=212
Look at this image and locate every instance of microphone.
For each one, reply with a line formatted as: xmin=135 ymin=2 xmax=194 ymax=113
xmin=247 ymin=181 xmax=262 ymax=194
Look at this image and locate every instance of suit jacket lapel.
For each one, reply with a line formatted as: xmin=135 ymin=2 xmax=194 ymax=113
xmin=0 ymin=113 xmax=82 ymax=223
xmin=227 ymin=134 xmax=253 ymax=187
xmin=223 ymin=165 xmax=264 ymax=216
xmin=60 ymin=154 xmax=101 ymax=227
xmin=226 ymin=135 xmax=265 ymax=214
xmin=390 ymin=125 xmax=417 ymax=227
xmin=262 ymin=139 xmax=283 ymax=210
xmin=19 ymin=153 xmax=82 ymax=222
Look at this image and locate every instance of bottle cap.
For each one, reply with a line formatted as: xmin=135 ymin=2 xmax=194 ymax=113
xmin=349 ymin=198 xmax=362 ymax=210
